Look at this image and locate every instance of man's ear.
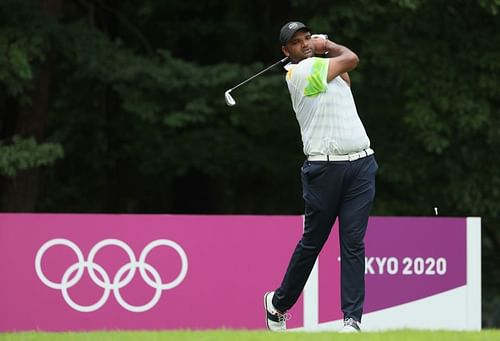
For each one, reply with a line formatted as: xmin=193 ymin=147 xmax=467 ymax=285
xmin=281 ymin=46 xmax=290 ymax=57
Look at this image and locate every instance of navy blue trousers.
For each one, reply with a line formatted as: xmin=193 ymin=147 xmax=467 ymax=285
xmin=273 ymin=155 xmax=377 ymax=322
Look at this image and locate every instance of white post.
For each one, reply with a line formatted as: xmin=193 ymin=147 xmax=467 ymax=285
xmin=303 ymin=258 xmax=319 ymax=330
xmin=466 ymin=217 xmax=481 ymax=330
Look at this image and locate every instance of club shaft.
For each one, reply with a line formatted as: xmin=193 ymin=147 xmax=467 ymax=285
xmin=229 ymin=57 xmax=289 ymax=92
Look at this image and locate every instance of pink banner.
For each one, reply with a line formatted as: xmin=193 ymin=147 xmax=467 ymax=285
xmin=0 ymin=214 xmax=304 ymax=331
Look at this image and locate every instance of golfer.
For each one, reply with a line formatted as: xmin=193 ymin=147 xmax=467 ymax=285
xmin=264 ymin=21 xmax=378 ymax=333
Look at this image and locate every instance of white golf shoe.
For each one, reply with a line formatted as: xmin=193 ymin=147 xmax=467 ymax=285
xmin=340 ymin=317 xmax=361 ymax=333
xmin=264 ymin=291 xmax=290 ymax=332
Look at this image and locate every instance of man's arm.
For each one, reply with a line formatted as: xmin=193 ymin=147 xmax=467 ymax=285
xmin=312 ymin=37 xmax=358 ymax=83
xmin=325 ymin=41 xmax=358 ymax=82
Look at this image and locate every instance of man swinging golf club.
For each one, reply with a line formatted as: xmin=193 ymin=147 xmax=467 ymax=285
xmin=264 ymin=21 xmax=378 ymax=333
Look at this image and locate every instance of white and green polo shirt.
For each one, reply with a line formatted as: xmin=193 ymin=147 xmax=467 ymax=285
xmin=285 ymin=57 xmax=370 ymax=156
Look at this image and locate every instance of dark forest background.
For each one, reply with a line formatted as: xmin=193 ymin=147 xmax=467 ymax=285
xmin=1 ymin=0 xmax=499 ymax=327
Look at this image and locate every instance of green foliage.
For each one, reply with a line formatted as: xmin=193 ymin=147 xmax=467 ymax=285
xmin=391 ymin=0 xmax=425 ymax=10
xmin=0 ymin=0 xmax=497 ymax=219
xmin=0 ymin=136 xmax=63 ymax=177
xmin=0 ymin=29 xmax=41 ymax=99
xmin=0 ymin=0 xmax=56 ymax=99
xmin=478 ymin=0 xmax=500 ymax=14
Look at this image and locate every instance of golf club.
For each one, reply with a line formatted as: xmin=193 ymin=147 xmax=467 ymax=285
xmin=225 ymin=56 xmax=289 ymax=106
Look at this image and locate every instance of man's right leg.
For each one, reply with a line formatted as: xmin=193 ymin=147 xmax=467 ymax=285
xmin=272 ymin=205 xmax=336 ymax=312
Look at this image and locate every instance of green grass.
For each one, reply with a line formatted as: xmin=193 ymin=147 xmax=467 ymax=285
xmin=1 ymin=330 xmax=500 ymax=341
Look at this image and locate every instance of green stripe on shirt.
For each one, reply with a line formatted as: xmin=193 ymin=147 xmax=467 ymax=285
xmin=304 ymin=58 xmax=328 ymax=96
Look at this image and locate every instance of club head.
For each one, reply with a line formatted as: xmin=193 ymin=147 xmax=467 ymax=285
xmin=224 ymin=90 xmax=236 ymax=106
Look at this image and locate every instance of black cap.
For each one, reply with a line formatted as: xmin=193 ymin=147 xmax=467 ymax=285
xmin=279 ymin=21 xmax=310 ymax=46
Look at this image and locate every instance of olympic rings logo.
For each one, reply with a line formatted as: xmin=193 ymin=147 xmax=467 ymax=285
xmin=35 ymin=238 xmax=188 ymax=313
